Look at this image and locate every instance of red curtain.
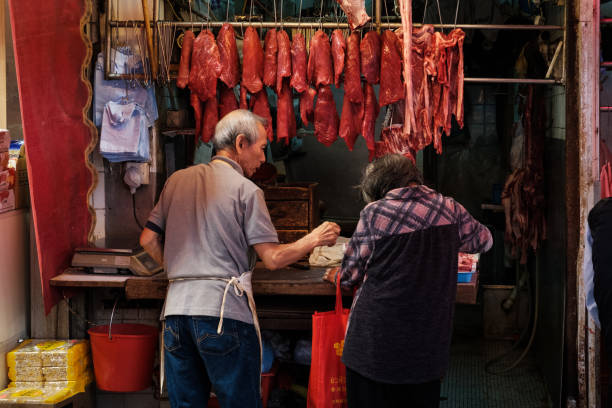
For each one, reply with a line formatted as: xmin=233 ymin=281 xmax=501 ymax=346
xmin=8 ymin=0 xmax=95 ymax=313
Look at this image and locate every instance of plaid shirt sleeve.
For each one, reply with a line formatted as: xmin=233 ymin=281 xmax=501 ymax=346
xmin=454 ymin=200 xmax=493 ymax=253
xmin=338 ymin=209 xmax=375 ymax=290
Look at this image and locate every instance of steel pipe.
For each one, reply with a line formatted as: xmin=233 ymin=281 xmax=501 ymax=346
xmin=109 ymin=19 xmax=564 ymax=30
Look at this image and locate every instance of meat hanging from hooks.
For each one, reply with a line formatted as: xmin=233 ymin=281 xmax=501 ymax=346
xmin=174 ymin=7 xmax=465 ymax=156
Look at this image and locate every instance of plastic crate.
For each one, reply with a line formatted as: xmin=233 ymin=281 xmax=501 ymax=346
xmin=457 ymin=272 xmax=474 ymax=283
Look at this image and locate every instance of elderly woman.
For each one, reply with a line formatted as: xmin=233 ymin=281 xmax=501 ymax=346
xmin=331 ymin=154 xmax=492 ymax=408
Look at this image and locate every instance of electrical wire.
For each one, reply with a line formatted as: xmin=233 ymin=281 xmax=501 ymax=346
xmin=132 ymin=193 xmax=144 ymax=230
xmin=485 ymin=254 xmax=540 ymax=374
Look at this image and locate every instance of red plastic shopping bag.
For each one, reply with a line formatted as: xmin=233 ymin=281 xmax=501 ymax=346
xmin=307 ymin=276 xmax=349 ymax=408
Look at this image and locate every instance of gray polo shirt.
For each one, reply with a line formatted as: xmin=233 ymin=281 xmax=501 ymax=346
xmin=147 ymin=156 xmax=279 ymax=324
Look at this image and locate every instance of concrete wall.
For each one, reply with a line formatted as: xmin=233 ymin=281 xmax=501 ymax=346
xmin=0 ymin=210 xmax=29 ymax=388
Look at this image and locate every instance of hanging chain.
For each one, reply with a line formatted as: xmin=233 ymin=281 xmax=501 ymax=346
xmin=319 ymin=0 xmax=324 ymax=30
xmin=422 ymin=0 xmax=428 ymax=24
xmin=435 ymin=0 xmax=444 ymax=30
xmin=453 ymin=0 xmax=460 ymax=29
xmin=298 ymin=0 xmax=303 ymax=24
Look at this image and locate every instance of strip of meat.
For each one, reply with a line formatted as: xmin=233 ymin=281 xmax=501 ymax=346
xmin=307 ymin=30 xmax=333 ymax=88
xmin=239 ymin=84 xmax=248 ymax=109
xmin=379 ymin=30 xmax=404 ymax=107
xmin=217 ymin=24 xmax=240 ymax=88
xmin=177 ymin=30 xmax=194 ymax=89
xmin=339 ymin=93 xmax=363 ymax=150
xmin=452 ymin=29 xmax=465 ymax=128
xmin=218 ymin=83 xmax=238 ymax=119
xmin=201 ymin=94 xmax=218 ymax=144
xmin=190 ymin=92 xmax=202 ymax=145
xmin=277 ymin=78 xmax=296 ymax=144
xmin=188 ymin=30 xmax=222 ymax=101
xmin=399 ymin=0 xmax=416 ymax=136
xmin=361 ymin=83 xmax=379 ymax=155
xmin=314 ymin=85 xmax=339 ymax=146
xmin=276 ymin=30 xmax=292 ymax=94
xmin=335 ymin=0 xmax=371 ymax=30
xmin=250 ymin=90 xmax=274 ymax=141
xmin=263 ymin=29 xmax=278 ymax=89
xmin=242 ymin=26 xmax=264 ymax=94
xmin=374 ymin=124 xmax=416 ymax=163
xmin=360 ymin=31 xmax=381 ymax=85
xmin=290 ymin=32 xmax=308 ymax=93
xmin=331 ymin=29 xmax=346 ymax=88
xmin=345 ymin=32 xmax=362 ymax=103
xmin=299 ymin=87 xmax=317 ymax=126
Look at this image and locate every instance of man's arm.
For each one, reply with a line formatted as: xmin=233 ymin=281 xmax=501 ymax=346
xmin=254 ymin=221 xmax=340 ymax=270
xmin=139 ymin=227 xmax=164 ymax=266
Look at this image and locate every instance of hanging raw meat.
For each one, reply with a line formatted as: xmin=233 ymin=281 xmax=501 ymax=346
xmin=335 ymin=0 xmax=371 ymax=30
xmin=360 ymin=31 xmax=381 ymax=84
xmin=290 ymin=32 xmax=308 ymax=93
xmin=218 ymin=83 xmax=238 ymax=119
xmin=242 ymin=26 xmax=264 ymax=94
xmin=277 ymin=78 xmax=296 ymax=144
xmin=374 ymin=125 xmax=416 ymax=163
xmin=300 ymin=87 xmax=317 ymax=126
xmin=177 ymin=30 xmax=194 ymax=89
xmin=201 ymin=95 xmax=218 ymax=144
xmin=250 ymin=90 xmax=274 ymax=141
xmin=307 ymin=30 xmax=333 ymax=88
xmin=190 ymin=92 xmax=203 ymax=145
xmin=339 ymin=93 xmax=363 ymax=150
xmin=314 ymin=86 xmax=339 ymax=146
xmin=263 ymin=29 xmax=278 ymax=89
xmin=344 ymin=32 xmax=362 ymax=103
xmin=276 ymin=30 xmax=292 ymax=94
xmin=399 ymin=0 xmax=416 ymax=136
xmin=217 ymin=24 xmax=240 ymax=88
xmin=239 ymin=84 xmax=248 ymax=109
xmin=188 ymin=30 xmax=222 ymax=102
xmin=379 ymin=30 xmax=403 ymax=107
xmin=362 ymin=83 xmax=379 ymax=155
xmin=331 ymin=29 xmax=346 ymax=88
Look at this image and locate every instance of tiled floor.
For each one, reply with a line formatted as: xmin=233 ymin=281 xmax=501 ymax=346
xmin=441 ymin=332 xmax=552 ymax=407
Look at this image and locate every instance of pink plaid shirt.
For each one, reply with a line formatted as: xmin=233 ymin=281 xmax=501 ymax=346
xmin=339 ymin=185 xmax=492 ymax=290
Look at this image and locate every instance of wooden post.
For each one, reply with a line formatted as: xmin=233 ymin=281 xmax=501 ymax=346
xmin=141 ymin=0 xmax=157 ymax=80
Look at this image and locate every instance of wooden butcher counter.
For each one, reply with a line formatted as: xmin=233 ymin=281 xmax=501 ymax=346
xmin=50 ymin=264 xmax=479 ymax=330
xmin=51 ymin=182 xmax=479 ymax=329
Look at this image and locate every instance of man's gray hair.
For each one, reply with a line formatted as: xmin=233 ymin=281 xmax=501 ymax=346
xmin=360 ymin=154 xmax=423 ymax=203
xmin=212 ymin=109 xmax=267 ymax=151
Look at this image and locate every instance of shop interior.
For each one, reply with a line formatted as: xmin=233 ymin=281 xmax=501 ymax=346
xmin=0 ymin=0 xmax=588 ymax=406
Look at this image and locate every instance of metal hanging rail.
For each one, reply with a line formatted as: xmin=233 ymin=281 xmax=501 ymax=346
xmin=108 ymin=19 xmax=564 ymax=30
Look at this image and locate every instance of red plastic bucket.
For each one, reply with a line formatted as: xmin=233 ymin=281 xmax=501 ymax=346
xmin=88 ymin=323 xmax=158 ymax=392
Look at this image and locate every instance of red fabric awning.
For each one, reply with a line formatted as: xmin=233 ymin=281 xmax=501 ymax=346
xmin=8 ymin=0 xmax=96 ymax=313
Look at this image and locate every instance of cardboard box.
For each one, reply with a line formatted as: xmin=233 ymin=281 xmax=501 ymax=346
xmin=0 ymin=129 xmax=9 ymax=152
xmin=0 ymin=189 xmax=15 ymax=214
xmin=0 ymin=168 xmax=15 ymax=190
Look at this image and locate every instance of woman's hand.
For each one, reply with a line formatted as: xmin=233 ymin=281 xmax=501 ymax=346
xmin=323 ymin=266 xmax=340 ymax=284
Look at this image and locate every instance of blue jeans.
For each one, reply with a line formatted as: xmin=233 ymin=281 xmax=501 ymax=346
xmin=164 ymin=315 xmax=262 ymax=408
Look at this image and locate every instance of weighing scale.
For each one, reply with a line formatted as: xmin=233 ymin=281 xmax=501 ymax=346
xmin=71 ymin=247 xmax=162 ymax=276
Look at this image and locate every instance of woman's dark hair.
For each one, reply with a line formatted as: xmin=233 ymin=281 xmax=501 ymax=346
xmin=359 ymin=154 xmax=423 ymax=203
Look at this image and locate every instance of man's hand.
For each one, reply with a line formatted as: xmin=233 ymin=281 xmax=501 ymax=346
xmin=323 ymin=266 xmax=340 ymax=284
xmin=309 ymin=221 xmax=341 ymax=247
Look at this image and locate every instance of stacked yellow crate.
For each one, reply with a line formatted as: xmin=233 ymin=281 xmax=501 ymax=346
xmin=0 ymin=340 xmax=93 ymax=405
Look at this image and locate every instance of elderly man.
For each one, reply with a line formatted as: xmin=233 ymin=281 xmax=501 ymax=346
xmin=327 ymin=154 xmax=492 ymax=408
xmin=140 ymin=110 xmax=340 ymax=408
